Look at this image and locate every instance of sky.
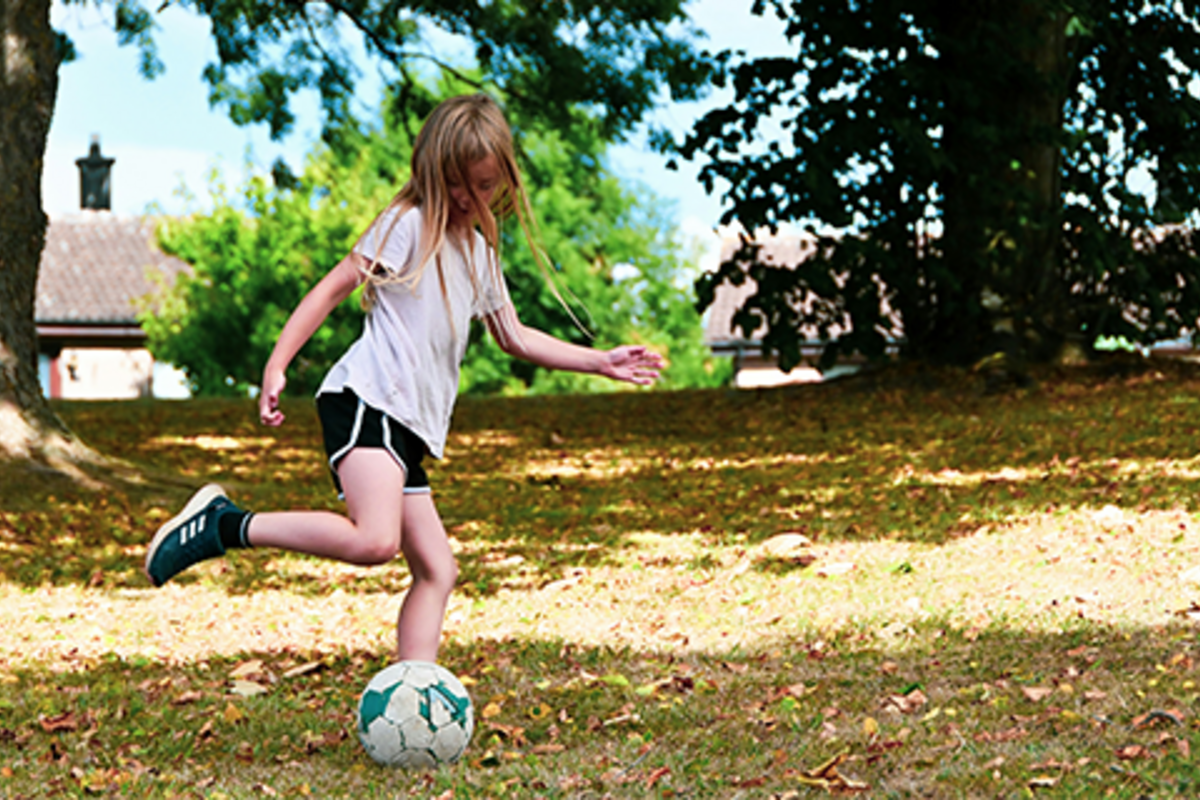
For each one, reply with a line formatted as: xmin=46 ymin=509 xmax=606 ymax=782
xmin=42 ymin=1 xmax=793 ymax=267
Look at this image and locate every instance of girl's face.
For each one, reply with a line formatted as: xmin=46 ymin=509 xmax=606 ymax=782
xmin=447 ymin=154 xmax=502 ymax=226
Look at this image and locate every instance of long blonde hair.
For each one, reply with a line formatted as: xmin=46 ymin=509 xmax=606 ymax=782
xmin=358 ymin=93 xmax=570 ymax=345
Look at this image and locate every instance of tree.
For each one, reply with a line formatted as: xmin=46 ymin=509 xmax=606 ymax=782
xmin=144 ymin=77 xmax=728 ymax=397
xmin=678 ymin=1 xmax=1200 ymax=372
xmin=1 ymin=0 xmax=712 ymax=467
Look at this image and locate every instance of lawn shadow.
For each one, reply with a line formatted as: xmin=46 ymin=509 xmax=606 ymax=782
xmin=3 ymin=616 xmax=1200 ymax=798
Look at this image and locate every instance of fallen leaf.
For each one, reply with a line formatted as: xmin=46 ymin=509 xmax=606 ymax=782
xmin=973 ymin=726 xmax=1027 ymax=743
xmin=759 ymin=533 xmax=812 ymax=558
xmin=172 ymin=691 xmax=203 ymax=706
xmin=1028 ymin=776 xmax=1058 ymax=789
xmin=301 ymin=729 xmax=347 ymax=753
xmin=230 ymin=680 xmax=268 ymax=697
xmin=1173 ymin=601 xmax=1200 ymax=619
xmin=881 ymin=689 xmax=926 ymax=715
xmin=527 ymin=703 xmax=553 ymax=720
xmin=223 ymin=702 xmax=244 ymax=725
xmin=644 ymin=766 xmax=671 ymax=789
xmin=229 ymin=660 xmax=265 ymax=680
xmin=281 ymin=662 xmax=323 ymax=680
xmin=1131 ymin=709 xmax=1184 ymax=730
xmin=481 ymin=701 xmax=503 ymax=719
xmin=1021 ymin=686 xmax=1054 ymax=703
xmin=1115 ymin=745 xmax=1151 ymax=760
xmin=485 ymin=721 xmax=526 ymax=746
xmin=796 ymin=751 xmax=869 ymax=793
xmin=38 ymin=712 xmax=79 ymax=733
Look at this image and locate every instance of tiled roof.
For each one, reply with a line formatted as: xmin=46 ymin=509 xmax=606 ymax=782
xmin=703 ymin=233 xmax=818 ymax=345
xmin=36 ymin=212 xmax=189 ymax=325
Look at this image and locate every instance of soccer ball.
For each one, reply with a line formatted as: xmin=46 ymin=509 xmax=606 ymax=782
xmin=356 ymin=660 xmax=475 ymax=768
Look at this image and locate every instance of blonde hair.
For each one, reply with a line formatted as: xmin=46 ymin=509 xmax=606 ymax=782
xmin=358 ymin=93 xmax=571 ymax=346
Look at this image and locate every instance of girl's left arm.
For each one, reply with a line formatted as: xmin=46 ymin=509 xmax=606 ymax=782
xmin=484 ymin=303 xmax=663 ymax=386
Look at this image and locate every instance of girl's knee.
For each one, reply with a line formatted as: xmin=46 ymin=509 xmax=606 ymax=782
xmin=413 ymin=551 xmax=458 ymax=591
xmin=354 ymin=533 xmax=401 ymax=566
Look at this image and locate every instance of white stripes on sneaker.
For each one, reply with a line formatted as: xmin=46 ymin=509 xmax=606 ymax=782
xmin=180 ymin=516 xmax=206 ymax=544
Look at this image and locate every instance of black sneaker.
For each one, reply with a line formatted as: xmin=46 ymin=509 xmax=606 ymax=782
xmin=144 ymin=484 xmax=236 ymax=587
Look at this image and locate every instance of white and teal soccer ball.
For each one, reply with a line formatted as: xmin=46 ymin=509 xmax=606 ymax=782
xmin=356 ymin=660 xmax=475 ymax=768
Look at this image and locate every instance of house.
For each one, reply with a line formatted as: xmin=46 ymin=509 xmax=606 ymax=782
xmin=36 ymin=138 xmax=190 ymax=400
xmin=703 ymin=230 xmax=857 ymax=388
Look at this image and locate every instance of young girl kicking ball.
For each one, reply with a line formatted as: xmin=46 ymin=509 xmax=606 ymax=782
xmin=144 ymin=93 xmax=663 ymax=662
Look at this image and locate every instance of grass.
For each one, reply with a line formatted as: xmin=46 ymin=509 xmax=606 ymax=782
xmin=4 ymin=358 xmax=1200 ymax=797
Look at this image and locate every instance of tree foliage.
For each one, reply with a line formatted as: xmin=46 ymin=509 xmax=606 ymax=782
xmin=678 ymin=0 xmax=1200 ymax=370
xmin=72 ymin=0 xmax=713 ymax=146
xmin=144 ymin=78 xmax=728 ymax=397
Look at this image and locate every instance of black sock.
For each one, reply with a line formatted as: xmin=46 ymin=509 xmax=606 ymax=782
xmin=218 ymin=510 xmax=254 ymax=550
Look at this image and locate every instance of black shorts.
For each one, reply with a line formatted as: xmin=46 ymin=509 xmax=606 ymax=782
xmin=316 ymin=390 xmax=430 ymax=496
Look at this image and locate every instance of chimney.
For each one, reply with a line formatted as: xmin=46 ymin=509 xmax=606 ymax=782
xmin=76 ymin=135 xmax=115 ymax=211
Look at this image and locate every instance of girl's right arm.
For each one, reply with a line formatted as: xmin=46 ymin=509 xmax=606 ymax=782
xmin=258 ymin=253 xmax=367 ymax=426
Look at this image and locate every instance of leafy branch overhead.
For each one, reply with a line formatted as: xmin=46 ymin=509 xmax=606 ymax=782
xmin=86 ymin=0 xmax=716 ymax=143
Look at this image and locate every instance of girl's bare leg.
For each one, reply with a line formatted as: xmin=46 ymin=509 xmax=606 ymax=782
xmin=245 ymin=448 xmax=456 ymax=660
xmin=395 ymin=493 xmax=457 ymax=662
xmin=245 ymin=449 xmax=403 ymax=565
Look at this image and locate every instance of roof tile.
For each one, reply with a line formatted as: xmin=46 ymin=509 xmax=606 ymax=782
xmin=36 ymin=212 xmax=189 ymax=325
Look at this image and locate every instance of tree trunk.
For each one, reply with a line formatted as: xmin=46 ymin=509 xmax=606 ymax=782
xmin=934 ymin=1 xmax=1070 ymax=368
xmin=1015 ymin=7 xmax=1071 ymax=362
xmin=0 ymin=0 xmax=90 ymax=466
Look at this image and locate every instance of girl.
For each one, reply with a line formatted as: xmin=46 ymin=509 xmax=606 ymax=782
xmin=144 ymin=93 xmax=663 ymax=662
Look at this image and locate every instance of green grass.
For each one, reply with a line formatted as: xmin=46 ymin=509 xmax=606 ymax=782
xmin=4 ymin=359 xmax=1200 ymax=797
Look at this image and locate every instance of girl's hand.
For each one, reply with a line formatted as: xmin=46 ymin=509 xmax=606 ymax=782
xmin=259 ymin=367 xmax=288 ymax=426
xmin=603 ymin=345 xmax=664 ymax=386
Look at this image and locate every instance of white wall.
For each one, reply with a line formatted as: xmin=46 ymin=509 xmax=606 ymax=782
xmin=39 ymin=349 xmax=191 ymax=400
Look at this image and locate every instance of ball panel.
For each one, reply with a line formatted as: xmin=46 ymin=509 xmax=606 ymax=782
xmin=383 ymin=683 xmax=420 ymax=724
xmin=430 ymin=723 xmax=468 ymax=763
xmin=362 ymin=716 xmax=404 ymax=765
xmin=398 ymin=715 xmax=436 ymax=750
xmin=399 ymin=661 xmax=441 ymax=689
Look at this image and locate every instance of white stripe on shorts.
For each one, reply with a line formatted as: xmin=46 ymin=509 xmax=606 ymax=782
xmin=330 ymin=398 xmax=427 ymax=495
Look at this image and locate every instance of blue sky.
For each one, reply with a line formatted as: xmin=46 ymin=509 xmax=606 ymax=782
xmin=42 ymin=1 xmax=792 ymax=266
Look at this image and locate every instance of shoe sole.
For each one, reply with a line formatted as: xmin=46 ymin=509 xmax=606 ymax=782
xmin=143 ymin=483 xmax=227 ymax=586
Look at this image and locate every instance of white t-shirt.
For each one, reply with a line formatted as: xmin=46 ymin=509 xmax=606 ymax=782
xmin=317 ymin=206 xmax=510 ymax=458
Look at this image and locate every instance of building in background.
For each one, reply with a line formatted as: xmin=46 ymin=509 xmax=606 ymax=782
xmin=703 ymin=232 xmax=883 ymax=388
xmin=36 ymin=138 xmax=191 ymax=400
